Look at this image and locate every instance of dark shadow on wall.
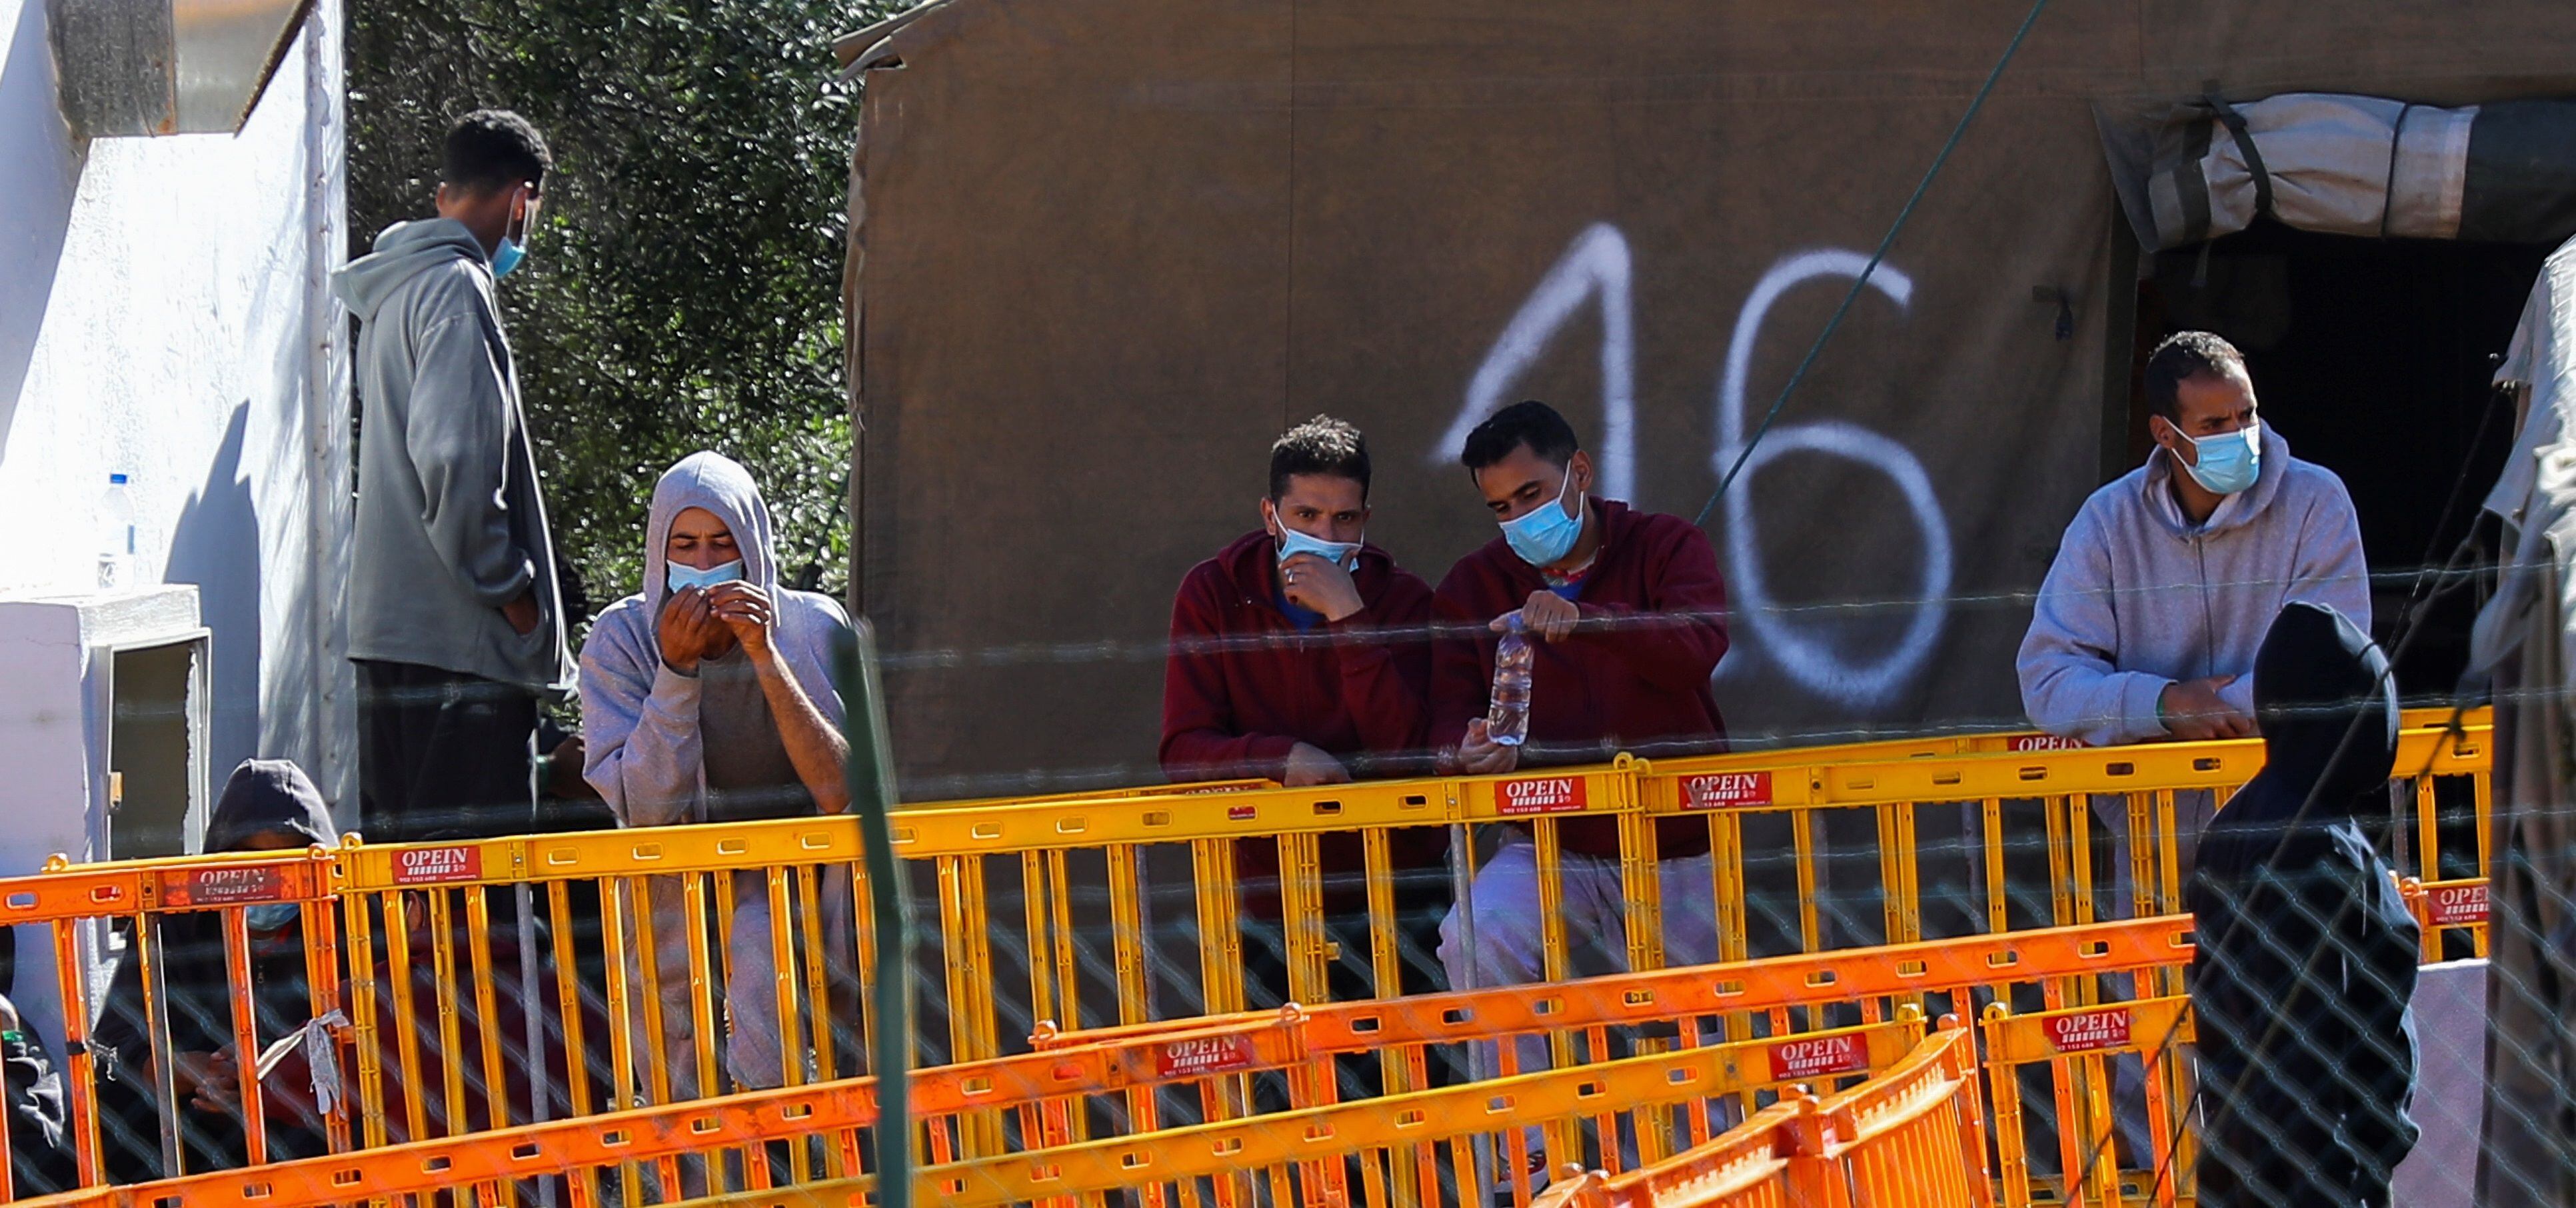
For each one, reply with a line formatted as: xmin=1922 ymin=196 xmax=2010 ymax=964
xmin=165 ymin=403 xmax=261 ymax=773
xmin=0 ymin=0 xmax=87 ymax=461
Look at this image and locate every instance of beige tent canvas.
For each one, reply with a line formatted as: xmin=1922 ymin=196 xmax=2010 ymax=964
xmin=831 ymin=0 xmax=2576 ymax=804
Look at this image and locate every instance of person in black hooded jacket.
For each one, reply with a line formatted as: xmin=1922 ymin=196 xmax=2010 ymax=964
xmin=2186 ymin=601 xmax=2420 ymax=1206
xmin=91 ymin=760 xmax=338 ymax=1181
xmin=0 ymin=928 xmax=77 ymax=1197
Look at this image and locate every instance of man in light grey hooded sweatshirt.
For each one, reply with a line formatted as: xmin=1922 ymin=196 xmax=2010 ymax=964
xmin=581 ymin=451 xmax=856 ymax=1099
xmin=2019 ymin=330 xmax=2371 ymax=880
xmin=332 ymin=109 xmax=571 ymax=843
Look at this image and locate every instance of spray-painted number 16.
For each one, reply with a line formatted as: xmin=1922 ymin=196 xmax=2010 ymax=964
xmin=1434 ymin=224 xmax=1951 ymax=709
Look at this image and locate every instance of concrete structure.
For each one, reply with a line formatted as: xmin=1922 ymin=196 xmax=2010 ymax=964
xmin=0 ymin=0 xmax=351 ymax=1042
xmin=0 ymin=0 xmax=351 ymax=803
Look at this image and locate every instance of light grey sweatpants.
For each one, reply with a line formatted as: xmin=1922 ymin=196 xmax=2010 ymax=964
xmin=625 ymin=865 xmax=856 ymax=1103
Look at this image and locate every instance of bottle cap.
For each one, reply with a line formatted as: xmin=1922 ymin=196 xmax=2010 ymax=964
xmin=109 ymin=473 xmax=129 ymax=485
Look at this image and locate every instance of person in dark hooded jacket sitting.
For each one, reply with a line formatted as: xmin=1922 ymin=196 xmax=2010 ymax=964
xmin=2187 ymin=601 xmax=2419 ymax=1207
xmin=91 ymin=759 xmax=338 ymax=1181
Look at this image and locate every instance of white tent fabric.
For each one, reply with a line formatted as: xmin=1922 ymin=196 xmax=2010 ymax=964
xmin=2101 ymin=93 xmax=2477 ymax=252
xmin=2103 ymin=92 xmax=2576 ymax=253
xmin=2151 ymin=94 xmax=2476 ymax=247
xmin=2465 ymin=232 xmax=2576 ymax=1207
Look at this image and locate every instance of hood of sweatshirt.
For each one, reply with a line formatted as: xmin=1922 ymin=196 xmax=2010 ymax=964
xmin=643 ymin=451 xmax=780 ymax=637
xmin=332 ymin=219 xmax=492 ymax=321
xmin=2251 ymin=600 xmax=2397 ymax=807
xmin=207 ymin=759 xmax=337 ymax=853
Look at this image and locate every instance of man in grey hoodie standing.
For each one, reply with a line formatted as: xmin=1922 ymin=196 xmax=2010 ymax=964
xmin=332 ymin=110 xmax=572 ymax=843
xmin=2019 ymin=330 xmax=2371 ymax=878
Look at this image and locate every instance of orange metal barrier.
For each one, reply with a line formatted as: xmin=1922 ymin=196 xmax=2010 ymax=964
xmin=13 ymin=989 xmax=1935 ymax=1208
xmin=1 ymin=848 xmax=350 ymax=1194
xmin=15 ymin=919 xmax=2191 ymax=1208
xmin=1531 ymin=1020 xmax=1993 ymax=1208
xmin=0 ymin=709 xmax=2487 ymax=1201
xmin=672 ymin=1018 xmax=1932 ymax=1208
xmin=2403 ymin=875 xmax=2490 ymax=961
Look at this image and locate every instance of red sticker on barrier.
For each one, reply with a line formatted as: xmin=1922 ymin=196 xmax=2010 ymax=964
xmin=165 ymin=865 xmax=286 ymax=908
xmin=2429 ymin=883 xmax=2489 ymax=927
xmin=2008 ymin=735 xmax=2087 ymax=752
xmin=1767 ymin=1033 xmax=1868 ymax=1081
xmin=2043 ymin=1009 xmax=2133 ymax=1055
xmin=1682 ymin=771 xmax=1772 ymax=809
xmin=1157 ymin=1034 xmax=1257 ymax=1079
xmin=393 ymin=845 xmax=483 ymax=885
xmin=1496 ymin=776 xmax=1586 ymax=816
xmin=1226 ymin=805 xmax=1258 ymax=821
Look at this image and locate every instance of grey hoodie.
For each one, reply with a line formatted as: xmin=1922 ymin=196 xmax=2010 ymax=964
xmin=579 ymin=452 xmax=853 ymax=825
xmin=333 ymin=219 xmax=570 ymax=691
xmin=2018 ymin=421 xmax=2371 ymax=746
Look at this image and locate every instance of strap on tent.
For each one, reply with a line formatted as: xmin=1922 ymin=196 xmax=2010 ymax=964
xmin=2205 ymin=91 xmax=2277 ymax=222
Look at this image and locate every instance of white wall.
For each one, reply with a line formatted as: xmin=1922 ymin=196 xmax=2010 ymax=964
xmin=0 ymin=0 xmax=352 ymax=828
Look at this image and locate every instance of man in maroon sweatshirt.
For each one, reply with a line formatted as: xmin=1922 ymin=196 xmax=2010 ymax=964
xmin=1432 ymin=401 xmax=1732 ymax=1009
xmin=1161 ymin=416 xmax=1446 ymax=1005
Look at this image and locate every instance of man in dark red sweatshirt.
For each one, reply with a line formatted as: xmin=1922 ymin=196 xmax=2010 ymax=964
xmin=1432 ymin=401 xmax=1732 ymax=1006
xmin=1161 ymin=416 xmax=1446 ymax=1003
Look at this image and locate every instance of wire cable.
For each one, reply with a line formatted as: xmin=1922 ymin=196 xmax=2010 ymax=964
xmin=1694 ymin=0 xmax=2052 ymax=528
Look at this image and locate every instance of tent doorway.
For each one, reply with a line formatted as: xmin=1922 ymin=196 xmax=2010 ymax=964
xmin=2127 ymin=221 xmax=2543 ymax=700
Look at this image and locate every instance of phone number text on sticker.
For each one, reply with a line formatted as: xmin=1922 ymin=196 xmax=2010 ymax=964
xmin=1497 ymin=776 xmax=1586 ymax=816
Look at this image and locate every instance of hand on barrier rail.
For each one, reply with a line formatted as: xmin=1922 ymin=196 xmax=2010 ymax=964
xmin=2159 ymin=676 xmax=2253 ymax=741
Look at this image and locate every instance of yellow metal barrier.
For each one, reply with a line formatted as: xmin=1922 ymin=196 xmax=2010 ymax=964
xmin=1980 ymin=995 xmax=2196 ymax=1208
xmin=0 ymin=711 xmax=2489 ymax=1201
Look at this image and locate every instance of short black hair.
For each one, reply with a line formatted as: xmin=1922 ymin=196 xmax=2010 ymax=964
xmin=1461 ymin=400 xmax=1580 ymax=473
xmin=1269 ymin=415 xmax=1372 ymax=500
xmin=443 ymin=109 xmax=552 ymax=196
xmin=2143 ymin=331 xmax=2248 ymax=420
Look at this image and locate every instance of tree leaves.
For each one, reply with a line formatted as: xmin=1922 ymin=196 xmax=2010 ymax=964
xmin=349 ymin=0 xmax=900 ymax=635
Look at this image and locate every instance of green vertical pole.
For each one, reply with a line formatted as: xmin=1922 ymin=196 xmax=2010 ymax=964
xmin=838 ymin=621 xmax=909 ymax=1208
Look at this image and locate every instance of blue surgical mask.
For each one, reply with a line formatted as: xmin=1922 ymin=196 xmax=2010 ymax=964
xmin=245 ymin=903 xmax=301 ymax=933
xmin=489 ymin=189 xmax=532 ymax=279
xmin=1499 ymin=473 xmax=1585 ymax=567
xmin=1274 ymin=523 xmax=1362 ymax=570
xmin=666 ymin=559 xmax=744 ymax=593
xmin=490 ymin=236 xmax=526 ymax=279
xmin=2173 ymin=424 xmax=2260 ymax=496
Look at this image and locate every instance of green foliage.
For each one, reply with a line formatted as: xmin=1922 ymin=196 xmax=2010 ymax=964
xmin=347 ymin=0 xmax=896 ymax=628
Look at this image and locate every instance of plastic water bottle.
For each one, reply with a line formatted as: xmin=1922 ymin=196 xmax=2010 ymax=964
xmin=1487 ymin=613 xmax=1533 ymax=747
xmin=97 ymin=473 xmax=136 ymax=591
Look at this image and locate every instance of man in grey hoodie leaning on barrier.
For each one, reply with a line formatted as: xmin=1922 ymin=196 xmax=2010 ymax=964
xmin=2018 ymin=329 xmax=2371 ymax=889
xmin=333 ymin=109 xmax=573 ymax=843
xmin=581 ymin=451 xmax=857 ymax=1102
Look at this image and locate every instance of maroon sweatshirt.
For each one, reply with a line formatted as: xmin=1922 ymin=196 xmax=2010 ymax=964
xmin=1162 ymin=531 xmax=1446 ymax=909
xmin=1432 ymin=499 xmax=1730 ymax=858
